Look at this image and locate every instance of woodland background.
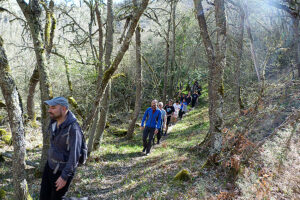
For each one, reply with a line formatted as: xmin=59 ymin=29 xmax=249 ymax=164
xmin=0 ymin=0 xmax=299 ymax=199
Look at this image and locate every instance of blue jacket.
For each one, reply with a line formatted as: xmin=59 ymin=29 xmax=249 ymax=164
xmin=47 ymin=111 xmax=82 ymax=181
xmin=141 ymin=107 xmax=161 ymax=129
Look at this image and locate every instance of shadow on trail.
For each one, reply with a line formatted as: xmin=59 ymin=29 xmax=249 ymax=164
xmin=101 ymin=151 xmax=143 ymax=162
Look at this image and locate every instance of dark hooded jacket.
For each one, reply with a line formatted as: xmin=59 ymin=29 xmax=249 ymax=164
xmin=47 ymin=110 xmax=82 ymax=181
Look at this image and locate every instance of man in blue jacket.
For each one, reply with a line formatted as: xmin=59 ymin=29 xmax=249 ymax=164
xmin=140 ymin=99 xmax=161 ymax=156
xmin=40 ymin=97 xmax=82 ymax=200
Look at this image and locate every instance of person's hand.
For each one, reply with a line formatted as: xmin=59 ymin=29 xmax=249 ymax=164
xmin=154 ymin=129 xmax=158 ymax=134
xmin=140 ymin=126 xmax=144 ymax=131
xmin=55 ymin=176 xmax=67 ymax=191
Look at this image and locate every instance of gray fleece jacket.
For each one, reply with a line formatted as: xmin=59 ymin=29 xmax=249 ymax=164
xmin=47 ymin=111 xmax=82 ymax=181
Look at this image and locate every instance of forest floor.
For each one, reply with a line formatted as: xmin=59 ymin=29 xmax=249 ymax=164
xmin=0 ymin=81 xmax=300 ymax=200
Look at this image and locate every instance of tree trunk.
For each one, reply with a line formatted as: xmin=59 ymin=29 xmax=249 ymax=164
xmin=244 ymin=4 xmax=261 ymax=82
xmin=27 ymin=67 xmax=39 ymax=120
xmin=193 ymin=0 xmax=226 ymax=158
xmin=87 ymin=107 xmax=100 ymax=155
xmin=93 ymin=84 xmax=111 ymax=150
xmin=0 ymin=36 xmax=31 ymax=200
xmin=92 ymin=0 xmax=114 ymax=150
xmin=169 ymin=0 xmax=177 ymax=98
xmin=162 ymin=19 xmax=171 ymax=103
xmin=26 ymin=0 xmax=56 ymax=121
xmin=235 ymin=3 xmax=245 ymax=111
xmin=292 ymin=16 xmax=300 ymax=78
xmin=127 ymin=22 xmax=142 ymax=139
xmin=83 ymin=0 xmax=149 ymax=131
xmin=85 ymin=1 xmax=105 ymax=152
xmin=17 ymin=0 xmax=53 ymax=172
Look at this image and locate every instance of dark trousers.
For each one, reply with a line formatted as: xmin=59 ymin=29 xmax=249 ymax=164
xmin=143 ymin=127 xmax=155 ymax=153
xmin=179 ymin=110 xmax=185 ymax=119
xmin=153 ymin=128 xmax=162 ymax=144
xmin=192 ymin=100 xmax=196 ymax=107
xmin=40 ymin=162 xmax=74 ymax=200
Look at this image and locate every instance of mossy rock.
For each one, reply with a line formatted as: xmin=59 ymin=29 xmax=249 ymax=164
xmin=1 ymin=134 xmax=12 ymax=145
xmin=0 ymin=188 xmax=6 ymax=199
xmin=174 ymin=169 xmax=191 ymax=182
xmin=109 ymin=127 xmax=127 ymax=137
xmin=0 ymin=129 xmax=6 ymax=137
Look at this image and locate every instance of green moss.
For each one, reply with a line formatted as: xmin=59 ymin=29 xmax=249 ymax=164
xmin=2 ymin=134 xmax=12 ymax=145
xmin=174 ymin=169 xmax=191 ymax=181
xmin=112 ymin=73 xmax=126 ymax=80
xmin=68 ymin=96 xmax=78 ymax=108
xmin=0 ymin=129 xmax=7 ymax=137
xmin=218 ymin=82 xmax=224 ymax=97
xmin=30 ymin=119 xmax=39 ymax=128
xmin=45 ymin=12 xmax=51 ymax=43
xmin=25 ymin=183 xmax=33 ymax=200
xmin=1 ymin=130 xmax=12 ymax=145
xmin=0 ymin=188 xmax=6 ymax=199
xmin=105 ymin=122 xmax=110 ymax=128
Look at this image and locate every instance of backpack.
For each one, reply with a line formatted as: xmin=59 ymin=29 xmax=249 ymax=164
xmin=66 ymin=122 xmax=88 ymax=165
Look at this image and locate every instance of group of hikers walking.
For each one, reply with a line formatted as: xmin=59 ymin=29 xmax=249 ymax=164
xmin=140 ymin=83 xmax=202 ymax=156
xmin=37 ymin=81 xmax=201 ymax=199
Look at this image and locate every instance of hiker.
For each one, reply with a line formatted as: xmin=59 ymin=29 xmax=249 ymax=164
xmin=180 ymin=93 xmax=186 ymax=103
xmin=140 ymin=100 xmax=161 ymax=155
xmin=179 ymin=98 xmax=188 ymax=120
xmin=191 ymin=91 xmax=199 ymax=108
xmin=185 ymin=91 xmax=192 ymax=105
xmin=192 ymin=80 xmax=199 ymax=94
xmin=172 ymin=100 xmax=181 ymax=124
xmin=197 ymin=85 xmax=202 ymax=96
xmin=40 ymin=97 xmax=84 ymax=200
xmin=153 ymin=102 xmax=167 ymax=145
xmin=164 ymin=100 xmax=175 ymax=136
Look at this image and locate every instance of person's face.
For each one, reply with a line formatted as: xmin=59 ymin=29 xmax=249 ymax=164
xmin=188 ymin=92 xmax=191 ymax=96
xmin=169 ymin=101 xmax=172 ymax=106
xmin=151 ymin=101 xmax=157 ymax=110
xmin=48 ymin=105 xmax=65 ymax=120
xmin=158 ymin=104 xmax=163 ymax=110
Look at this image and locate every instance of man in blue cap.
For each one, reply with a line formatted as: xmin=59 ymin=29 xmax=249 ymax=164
xmin=40 ymin=96 xmax=83 ymax=200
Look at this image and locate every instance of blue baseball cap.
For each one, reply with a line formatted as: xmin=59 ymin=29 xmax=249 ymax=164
xmin=44 ymin=97 xmax=69 ymax=108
